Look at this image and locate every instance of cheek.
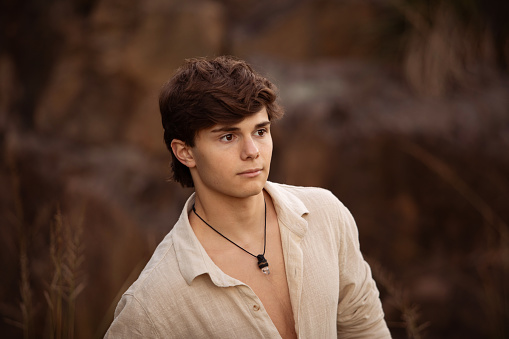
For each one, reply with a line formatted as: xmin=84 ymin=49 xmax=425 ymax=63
xmin=261 ymin=139 xmax=273 ymax=158
xmin=196 ymin=149 xmax=235 ymax=175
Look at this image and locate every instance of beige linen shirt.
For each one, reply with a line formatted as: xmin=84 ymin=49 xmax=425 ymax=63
xmin=105 ymin=182 xmax=391 ymax=338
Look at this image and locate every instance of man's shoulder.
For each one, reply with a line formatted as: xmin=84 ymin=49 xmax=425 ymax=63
xmin=122 ymin=230 xmax=183 ymax=299
xmin=271 ymin=182 xmax=333 ymax=195
xmin=268 ymin=181 xmax=342 ymax=207
xmin=107 ymin=228 xmax=193 ymax=338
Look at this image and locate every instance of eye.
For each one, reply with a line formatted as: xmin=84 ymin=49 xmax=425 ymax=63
xmin=220 ymin=134 xmax=234 ymax=142
xmin=256 ymin=129 xmax=267 ymax=137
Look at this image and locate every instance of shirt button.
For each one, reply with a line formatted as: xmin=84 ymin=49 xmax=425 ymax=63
xmin=253 ymin=304 xmax=260 ymax=311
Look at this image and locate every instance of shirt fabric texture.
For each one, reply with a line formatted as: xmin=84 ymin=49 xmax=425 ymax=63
xmin=105 ymin=182 xmax=391 ymax=338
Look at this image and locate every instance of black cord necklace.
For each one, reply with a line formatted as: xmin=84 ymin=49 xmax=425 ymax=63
xmin=192 ymin=198 xmax=270 ymax=275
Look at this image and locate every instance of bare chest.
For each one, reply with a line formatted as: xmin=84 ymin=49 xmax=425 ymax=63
xmin=206 ymin=225 xmax=297 ymax=339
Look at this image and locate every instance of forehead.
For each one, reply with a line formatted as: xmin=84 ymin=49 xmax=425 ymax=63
xmin=207 ymin=107 xmax=270 ymax=133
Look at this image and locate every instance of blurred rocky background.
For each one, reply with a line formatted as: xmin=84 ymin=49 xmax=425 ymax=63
xmin=1 ymin=0 xmax=508 ymax=338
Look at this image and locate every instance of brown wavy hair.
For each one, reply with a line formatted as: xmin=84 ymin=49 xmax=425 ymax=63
xmin=159 ymin=56 xmax=284 ymax=188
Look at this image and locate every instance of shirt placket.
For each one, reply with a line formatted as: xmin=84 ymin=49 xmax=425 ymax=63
xmin=237 ymin=285 xmax=282 ymax=338
xmin=279 ymin=217 xmax=306 ymax=338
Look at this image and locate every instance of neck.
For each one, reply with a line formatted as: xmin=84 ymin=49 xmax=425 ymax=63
xmin=191 ymin=190 xmax=266 ymax=241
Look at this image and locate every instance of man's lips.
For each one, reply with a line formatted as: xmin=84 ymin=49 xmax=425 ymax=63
xmin=238 ymin=168 xmax=263 ymax=177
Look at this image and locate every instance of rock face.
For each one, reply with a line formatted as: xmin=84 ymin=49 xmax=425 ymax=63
xmin=1 ymin=1 xmax=508 ymax=338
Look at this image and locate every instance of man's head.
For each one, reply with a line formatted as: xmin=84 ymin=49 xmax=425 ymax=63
xmin=159 ymin=56 xmax=284 ymax=188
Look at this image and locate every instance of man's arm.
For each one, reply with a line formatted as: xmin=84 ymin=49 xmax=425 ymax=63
xmin=336 ymin=203 xmax=392 ymax=339
xmin=105 ymin=294 xmax=160 ymax=339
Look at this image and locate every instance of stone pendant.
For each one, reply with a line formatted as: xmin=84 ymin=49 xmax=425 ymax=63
xmin=256 ymin=254 xmax=270 ymax=275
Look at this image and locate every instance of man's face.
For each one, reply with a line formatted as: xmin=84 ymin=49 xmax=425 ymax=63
xmin=189 ymin=107 xmax=273 ymax=200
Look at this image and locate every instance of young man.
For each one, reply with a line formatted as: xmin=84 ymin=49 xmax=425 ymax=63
xmin=106 ymin=56 xmax=391 ymax=338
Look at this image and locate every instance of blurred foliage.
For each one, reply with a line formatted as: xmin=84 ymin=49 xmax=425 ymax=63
xmin=371 ymin=0 xmax=509 ymax=95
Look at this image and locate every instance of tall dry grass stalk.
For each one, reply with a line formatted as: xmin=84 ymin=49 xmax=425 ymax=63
xmin=6 ymin=145 xmax=34 ymax=339
xmin=44 ymin=206 xmax=86 ymax=339
xmin=369 ymin=258 xmax=429 ymax=339
xmin=19 ymin=238 xmax=34 ymax=339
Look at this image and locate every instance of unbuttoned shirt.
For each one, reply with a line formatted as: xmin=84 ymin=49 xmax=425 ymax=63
xmin=105 ymin=182 xmax=391 ymax=338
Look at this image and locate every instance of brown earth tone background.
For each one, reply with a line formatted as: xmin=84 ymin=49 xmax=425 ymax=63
xmin=1 ymin=0 xmax=508 ymax=338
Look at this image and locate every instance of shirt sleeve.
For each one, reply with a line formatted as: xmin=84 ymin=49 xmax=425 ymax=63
xmin=105 ymin=294 xmax=161 ymax=339
xmin=336 ymin=203 xmax=392 ymax=339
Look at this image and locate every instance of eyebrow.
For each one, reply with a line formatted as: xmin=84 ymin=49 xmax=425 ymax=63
xmin=210 ymin=121 xmax=271 ymax=133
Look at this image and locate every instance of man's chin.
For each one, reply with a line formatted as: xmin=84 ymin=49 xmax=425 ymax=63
xmin=236 ymin=178 xmax=267 ymax=198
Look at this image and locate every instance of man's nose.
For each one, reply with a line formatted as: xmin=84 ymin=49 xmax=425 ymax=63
xmin=241 ymin=137 xmax=260 ymax=160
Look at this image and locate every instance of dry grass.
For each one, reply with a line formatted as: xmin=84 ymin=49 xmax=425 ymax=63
xmin=5 ymin=146 xmax=86 ymax=339
xmin=19 ymin=240 xmax=33 ymax=339
xmin=44 ymin=206 xmax=86 ymax=339
xmin=369 ymin=258 xmax=430 ymax=339
xmin=4 ymin=143 xmax=34 ymax=339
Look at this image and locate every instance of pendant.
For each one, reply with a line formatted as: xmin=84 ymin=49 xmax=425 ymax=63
xmin=257 ymin=254 xmax=270 ymax=275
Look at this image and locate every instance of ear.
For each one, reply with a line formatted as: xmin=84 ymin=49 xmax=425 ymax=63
xmin=170 ymin=139 xmax=196 ymax=168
